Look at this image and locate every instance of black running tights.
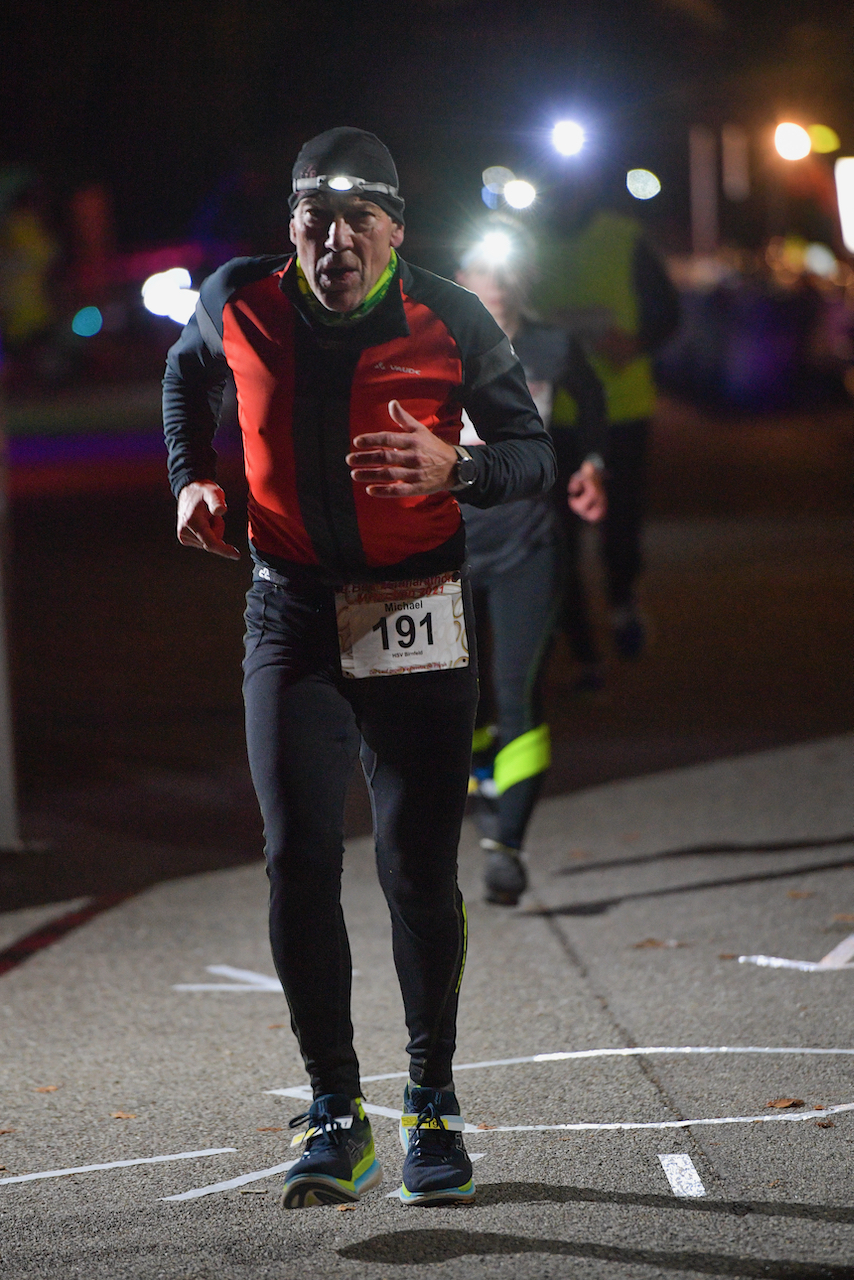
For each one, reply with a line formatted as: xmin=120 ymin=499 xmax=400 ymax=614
xmin=242 ymin=578 xmax=478 ymax=1100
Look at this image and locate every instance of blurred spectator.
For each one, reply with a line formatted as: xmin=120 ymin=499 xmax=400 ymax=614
xmin=0 ymin=170 xmax=58 ymax=352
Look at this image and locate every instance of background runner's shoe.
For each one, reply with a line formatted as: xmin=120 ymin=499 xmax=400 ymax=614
xmin=281 ymin=1094 xmax=382 ymax=1208
xmin=398 ymin=1084 xmax=475 ymax=1205
xmin=481 ymin=838 xmax=528 ymax=906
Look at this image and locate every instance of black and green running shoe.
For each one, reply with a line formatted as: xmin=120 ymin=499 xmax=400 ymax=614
xmin=281 ymin=1094 xmax=382 ymax=1208
xmin=398 ymin=1084 xmax=475 ymax=1205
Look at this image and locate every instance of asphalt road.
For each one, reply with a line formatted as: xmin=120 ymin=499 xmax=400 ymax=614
xmin=0 ymin=392 xmax=852 ymax=1276
xmin=1 ymin=735 xmax=853 ymax=1278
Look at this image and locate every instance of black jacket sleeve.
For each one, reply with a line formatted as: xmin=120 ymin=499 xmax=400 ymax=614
xmin=559 ymin=336 xmax=608 ymax=462
xmin=458 ymin=334 xmax=558 ymax=507
xmin=162 ymin=303 xmax=229 ymax=498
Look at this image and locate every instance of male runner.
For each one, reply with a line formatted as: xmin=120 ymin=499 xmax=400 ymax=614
xmin=163 ymin=127 xmax=555 ymax=1207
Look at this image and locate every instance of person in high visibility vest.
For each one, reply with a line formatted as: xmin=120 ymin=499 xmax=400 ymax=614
xmin=456 ymin=217 xmax=607 ymax=905
xmin=534 ymin=187 xmax=680 ymax=679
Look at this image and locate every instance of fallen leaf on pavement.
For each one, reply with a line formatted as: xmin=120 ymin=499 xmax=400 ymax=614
xmin=832 ymin=913 xmax=854 ymax=923
xmin=256 ymin=1127 xmax=283 ymax=1132
xmin=767 ymin=1179 xmax=781 ymax=1187
xmin=813 ymin=1105 xmax=826 ymax=1110
xmin=111 ymin=1112 xmax=136 ymax=1119
xmin=477 ymin=1123 xmax=496 ymax=1130
xmin=35 ymin=1086 xmax=59 ymax=1093
xmin=0 ymin=1129 xmax=15 ymax=1134
xmin=816 ymin=1119 xmax=835 ymax=1129
xmin=569 ymin=850 xmax=589 ymax=859
xmin=766 ymin=1098 xmax=804 ymax=1109
xmin=268 ymin=1024 xmax=287 ymax=1029
xmin=718 ymin=953 xmax=737 ymax=960
xmin=336 ymin=1204 xmax=356 ymax=1212
xmin=787 ymin=891 xmax=814 ymax=900
xmin=632 ymin=938 xmax=688 ymax=949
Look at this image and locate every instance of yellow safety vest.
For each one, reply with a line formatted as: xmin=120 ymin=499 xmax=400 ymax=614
xmin=542 ymin=211 xmax=657 ymax=426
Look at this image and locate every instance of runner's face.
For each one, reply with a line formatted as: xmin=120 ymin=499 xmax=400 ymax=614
xmin=290 ymin=194 xmax=404 ymax=313
xmin=457 ymin=265 xmax=519 ymax=334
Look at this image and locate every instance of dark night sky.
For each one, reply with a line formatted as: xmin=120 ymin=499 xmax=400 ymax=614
xmin=2 ymin=0 xmax=852 ymax=253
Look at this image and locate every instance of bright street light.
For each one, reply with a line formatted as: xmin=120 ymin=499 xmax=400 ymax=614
xmin=552 ymin=120 xmax=585 ymax=156
xmin=775 ymin=123 xmax=811 ymax=161
xmin=503 ymin=179 xmax=536 ymax=209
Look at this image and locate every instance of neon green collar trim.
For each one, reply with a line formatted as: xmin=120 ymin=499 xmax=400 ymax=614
xmin=295 ymin=250 xmax=398 ymax=326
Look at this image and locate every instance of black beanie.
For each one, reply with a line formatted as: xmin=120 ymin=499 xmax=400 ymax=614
xmin=290 ymin=127 xmax=405 ymax=224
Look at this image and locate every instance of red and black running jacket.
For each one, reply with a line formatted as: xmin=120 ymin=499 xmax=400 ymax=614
xmin=163 ymin=254 xmax=556 ymax=584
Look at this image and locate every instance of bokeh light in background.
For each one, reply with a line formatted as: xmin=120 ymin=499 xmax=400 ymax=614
xmin=552 ymin=120 xmax=585 ymax=156
xmin=808 ymin=125 xmax=841 ymax=155
xmin=626 ymin=169 xmax=662 ymax=200
xmin=834 ymin=158 xmax=854 ymax=253
xmin=71 ymin=306 xmax=103 ymax=337
xmin=803 ymin=243 xmax=837 ymax=277
xmin=775 ymin=123 xmax=811 ymax=161
xmin=482 ymin=166 xmax=516 ymax=194
xmin=503 ymin=179 xmax=536 ymax=209
xmin=142 ymin=268 xmax=199 ymax=325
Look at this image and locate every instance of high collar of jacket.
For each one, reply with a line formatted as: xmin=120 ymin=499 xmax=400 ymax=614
xmin=280 ymin=254 xmax=411 ymax=349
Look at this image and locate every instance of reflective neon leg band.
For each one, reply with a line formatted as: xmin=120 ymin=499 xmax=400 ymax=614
xmin=493 ymin=723 xmax=551 ymax=795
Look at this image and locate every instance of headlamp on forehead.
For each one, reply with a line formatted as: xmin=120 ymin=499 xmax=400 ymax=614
xmin=460 ymin=229 xmax=517 ymax=271
xmin=293 ymin=174 xmax=400 ymax=198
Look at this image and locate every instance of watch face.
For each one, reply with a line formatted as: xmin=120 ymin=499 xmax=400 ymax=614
xmin=457 ymin=455 xmax=477 ymax=484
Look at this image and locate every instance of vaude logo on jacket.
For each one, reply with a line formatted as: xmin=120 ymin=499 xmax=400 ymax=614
xmin=373 ymin=361 xmax=421 ymax=375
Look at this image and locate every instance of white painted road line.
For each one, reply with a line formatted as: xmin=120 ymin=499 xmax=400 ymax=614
xmin=659 ymin=1154 xmax=706 ymax=1197
xmin=325 ymin=1044 xmax=854 ymax=1085
xmin=174 ymin=964 xmax=283 ymax=992
xmin=163 ymin=1160 xmax=296 ymax=1202
xmin=174 ymin=963 xmax=360 ymax=992
xmin=459 ymin=1101 xmax=854 ymax=1133
xmin=266 ymin=1081 xmax=854 ymax=1134
xmin=0 ymin=1148 xmax=236 ymax=1187
xmin=740 ymin=932 xmax=854 ymax=972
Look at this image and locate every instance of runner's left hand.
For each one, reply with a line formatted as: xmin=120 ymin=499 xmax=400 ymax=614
xmin=347 ymin=400 xmax=459 ymax=496
xmin=568 ymin=461 xmax=607 ymax=522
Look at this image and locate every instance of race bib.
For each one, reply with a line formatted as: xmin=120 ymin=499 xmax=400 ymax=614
xmin=336 ymin=573 xmax=469 ymax=678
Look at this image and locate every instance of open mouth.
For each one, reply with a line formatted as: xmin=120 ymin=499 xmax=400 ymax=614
xmin=319 ymin=260 xmax=360 ymax=288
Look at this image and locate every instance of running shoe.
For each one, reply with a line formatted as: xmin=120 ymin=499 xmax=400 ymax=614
xmin=481 ymin=837 xmax=528 ymax=906
xmin=281 ymin=1094 xmax=382 ymax=1208
xmin=399 ymin=1083 xmax=475 ymax=1205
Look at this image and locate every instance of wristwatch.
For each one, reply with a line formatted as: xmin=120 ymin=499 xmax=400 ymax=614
xmin=450 ymin=445 xmax=477 ymax=492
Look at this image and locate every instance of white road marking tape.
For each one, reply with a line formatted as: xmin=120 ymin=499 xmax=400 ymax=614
xmin=163 ymin=1160 xmax=296 ymax=1201
xmin=0 ymin=1147 xmax=236 ymax=1186
xmin=341 ymin=1044 xmax=854 ymax=1084
xmin=461 ymin=1101 xmax=854 ymax=1133
xmin=174 ymin=963 xmax=360 ymax=992
xmin=740 ymin=932 xmax=854 ymax=972
xmin=658 ymin=1153 xmax=706 ymax=1197
xmin=174 ymin=964 xmax=283 ymax=992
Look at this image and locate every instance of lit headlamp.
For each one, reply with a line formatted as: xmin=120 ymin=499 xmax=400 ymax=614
xmin=292 ymin=174 xmax=400 ymax=197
